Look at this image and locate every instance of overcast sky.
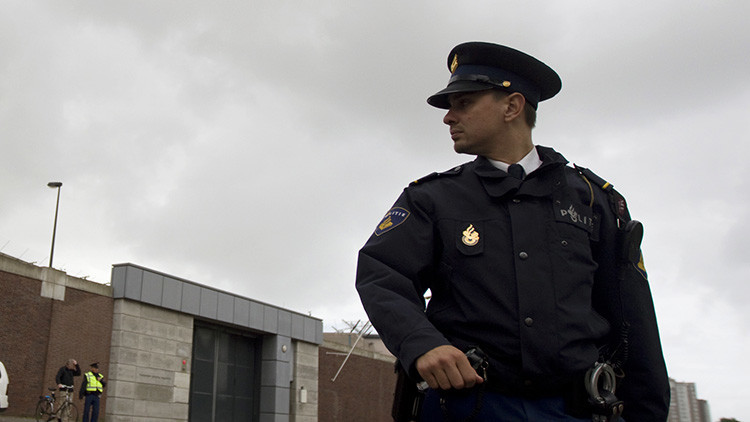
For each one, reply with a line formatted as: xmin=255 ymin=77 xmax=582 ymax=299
xmin=2 ymin=1 xmax=749 ymax=419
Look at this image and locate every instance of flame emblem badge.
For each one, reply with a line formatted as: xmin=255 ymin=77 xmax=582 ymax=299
xmin=462 ymin=224 xmax=480 ymax=246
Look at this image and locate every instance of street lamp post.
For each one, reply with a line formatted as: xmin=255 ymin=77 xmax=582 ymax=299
xmin=47 ymin=182 xmax=63 ymax=268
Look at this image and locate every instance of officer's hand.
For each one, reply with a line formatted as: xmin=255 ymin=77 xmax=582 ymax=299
xmin=416 ymin=345 xmax=484 ymax=390
xmin=57 ymin=384 xmax=63 ymax=389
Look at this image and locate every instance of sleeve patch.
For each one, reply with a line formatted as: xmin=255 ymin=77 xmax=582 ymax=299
xmin=635 ymin=252 xmax=648 ymax=280
xmin=374 ymin=207 xmax=410 ymax=236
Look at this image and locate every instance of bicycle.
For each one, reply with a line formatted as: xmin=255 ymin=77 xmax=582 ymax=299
xmin=35 ymin=385 xmax=79 ymax=422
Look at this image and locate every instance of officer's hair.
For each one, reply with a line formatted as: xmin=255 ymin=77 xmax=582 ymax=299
xmin=492 ymin=90 xmax=537 ymax=129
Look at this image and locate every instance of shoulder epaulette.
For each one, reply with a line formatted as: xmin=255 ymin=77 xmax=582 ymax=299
xmin=574 ymin=164 xmax=613 ymax=192
xmin=573 ymin=164 xmax=631 ymax=223
xmin=409 ymin=165 xmax=464 ymax=186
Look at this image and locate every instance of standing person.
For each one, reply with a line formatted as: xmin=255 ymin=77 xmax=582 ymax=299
xmin=79 ymin=362 xmax=106 ymax=422
xmin=356 ymin=42 xmax=670 ymax=421
xmin=55 ymin=359 xmax=80 ymax=406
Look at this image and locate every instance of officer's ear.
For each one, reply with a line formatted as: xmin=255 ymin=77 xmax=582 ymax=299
xmin=503 ymin=92 xmax=527 ymax=123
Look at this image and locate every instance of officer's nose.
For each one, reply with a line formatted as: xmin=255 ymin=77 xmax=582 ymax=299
xmin=443 ymin=109 xmax=457 ymax=125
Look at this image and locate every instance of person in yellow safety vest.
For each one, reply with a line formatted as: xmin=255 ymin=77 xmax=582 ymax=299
xmin=79 ymin=362 xmax=106 ymax=422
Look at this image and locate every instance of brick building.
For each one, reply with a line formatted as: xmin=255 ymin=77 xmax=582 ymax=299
xmin=0 ymin=253 xmax=113 ymax=417
xmin=0 ymin=252 xmax=323 ymax=421
xmin=318 ymin=334 xmax=397 ymax=422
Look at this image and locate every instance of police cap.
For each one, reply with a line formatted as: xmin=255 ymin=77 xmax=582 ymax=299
xmin=427 ymin=42 xmax=562 ymax=110
xmin=89 ymin=362 xmax=99 ymax=368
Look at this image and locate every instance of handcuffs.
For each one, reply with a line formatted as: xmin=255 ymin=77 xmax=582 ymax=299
xmin=585 ymin=362 xmax=625 ymax=422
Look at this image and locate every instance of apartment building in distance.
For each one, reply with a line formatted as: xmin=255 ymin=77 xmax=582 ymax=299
xmin=668 ymin=378 xmax=711 ymax=422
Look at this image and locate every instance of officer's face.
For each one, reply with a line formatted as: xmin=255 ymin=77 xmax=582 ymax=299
xmin=443 ymin=90 xmax=508 ymax=157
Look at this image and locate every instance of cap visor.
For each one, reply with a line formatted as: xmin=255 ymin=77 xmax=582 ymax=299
xmin=427 ymin=81 xmax=495 ymax=109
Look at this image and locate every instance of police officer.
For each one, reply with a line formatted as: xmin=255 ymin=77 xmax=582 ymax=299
xmin=79 ymin=362 xmax=106 ymax=422
xmin=355 ymin=42 xmax=670 ymax=421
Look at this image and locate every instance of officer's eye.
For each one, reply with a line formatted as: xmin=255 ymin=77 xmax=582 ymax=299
xmin=450 ymin=97 xmax=471 ymax=109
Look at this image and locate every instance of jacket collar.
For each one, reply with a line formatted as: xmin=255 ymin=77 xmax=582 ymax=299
xmin=472 ymin=145 xmax=568 ymax=198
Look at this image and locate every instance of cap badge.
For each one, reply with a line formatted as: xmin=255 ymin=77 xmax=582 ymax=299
xmin=461 ymin=224 xmax=480 ymax=246
xmin=450 ymin=54 xmax=459 ymax=73
xmin=502 ymin=81 xmax=511 ymax=87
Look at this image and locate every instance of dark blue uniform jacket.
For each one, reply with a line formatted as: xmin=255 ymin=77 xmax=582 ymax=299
xmin=356 ymin=146 xmax=669 ymax=421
